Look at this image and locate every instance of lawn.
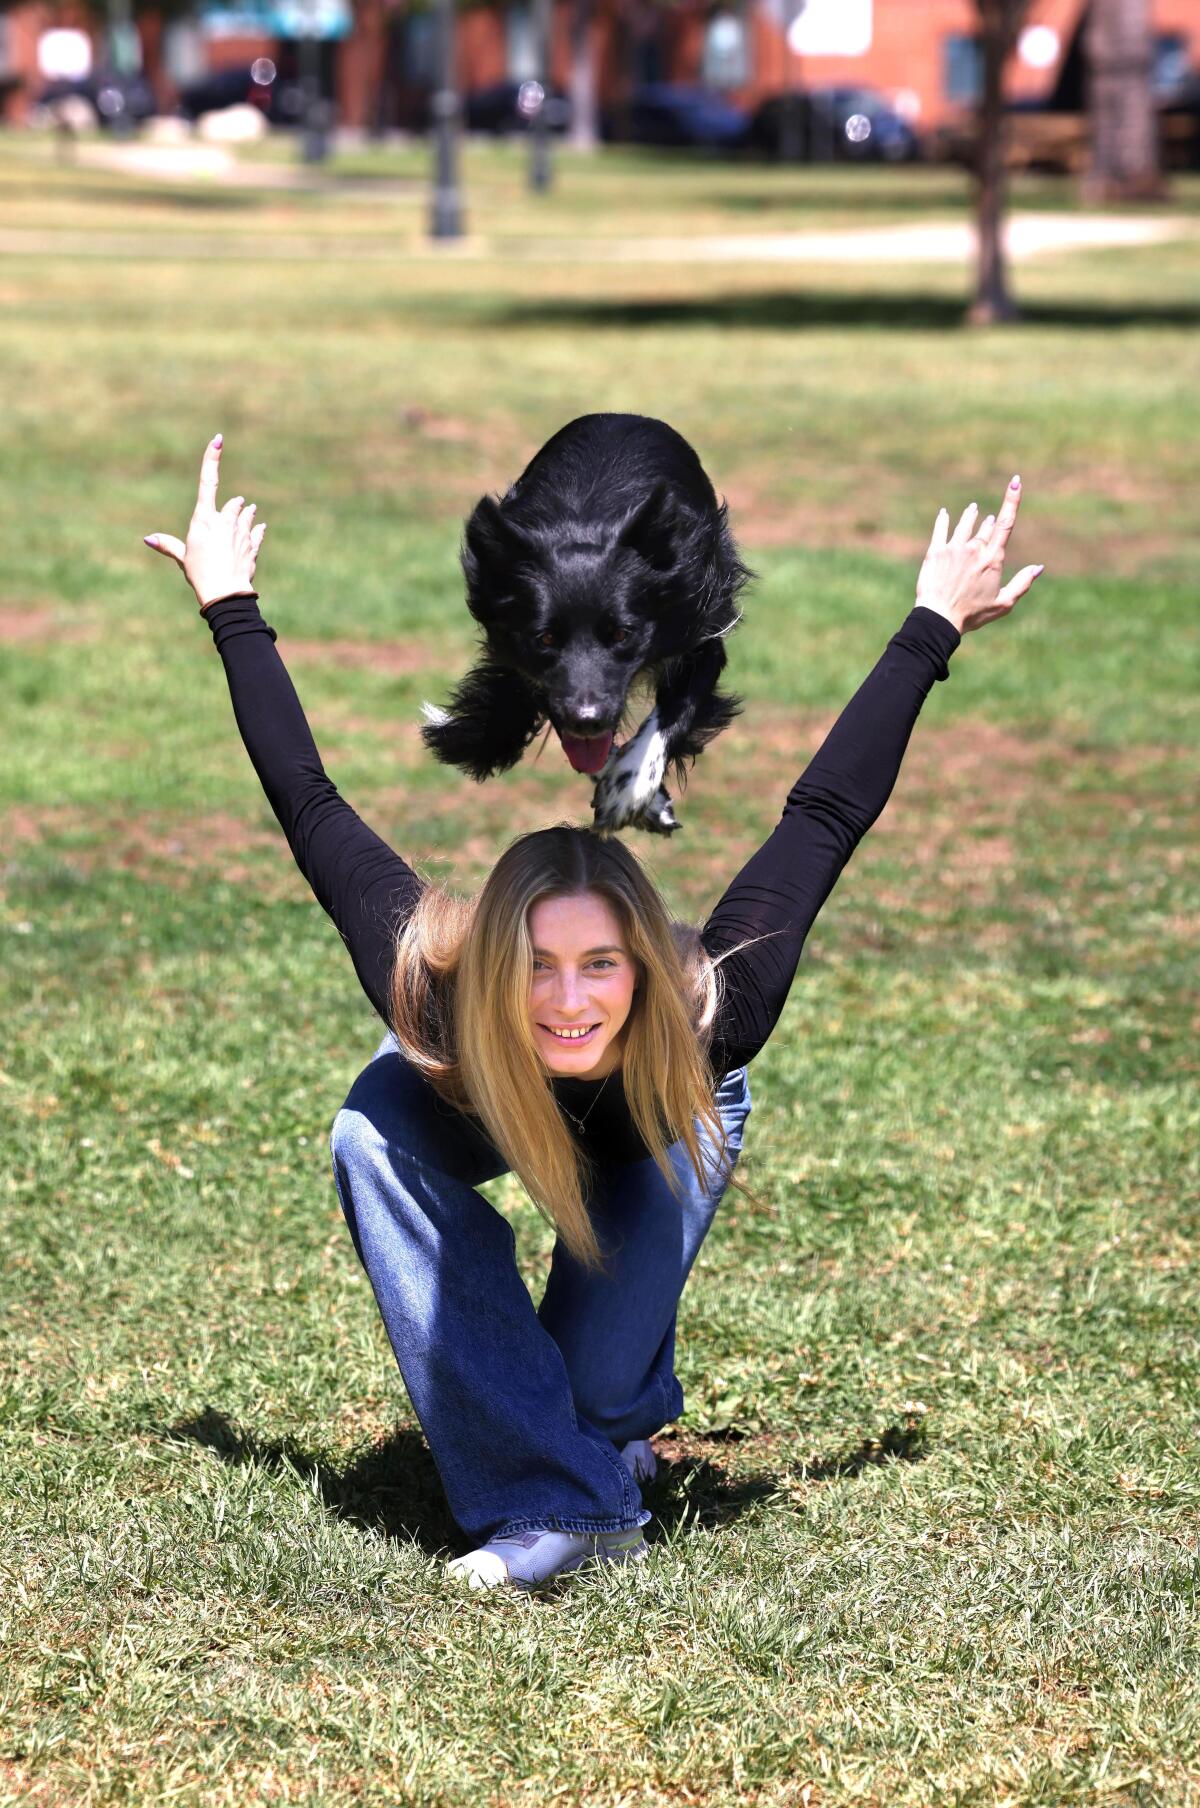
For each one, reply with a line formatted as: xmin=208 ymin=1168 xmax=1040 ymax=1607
xmin=1 ymin=135 xmax=1198 ymax=1806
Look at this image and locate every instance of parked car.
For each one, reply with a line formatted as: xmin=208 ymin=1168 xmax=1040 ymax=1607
xmin=464 ymin=80 xmax=571 ymax=136
xmin=744 ymin=87 xmax=920 ymax=162
xmin=609 ymin=83 xmax=749 ymax=151
xmin=177 ymin=63 xmax=308 ymax=128
xmin=33 ymin=70 xmax=157 ymax=130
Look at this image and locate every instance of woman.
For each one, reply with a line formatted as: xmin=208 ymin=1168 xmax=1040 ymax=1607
xmin=145 ymin=438 xmax=1043 ymax=1591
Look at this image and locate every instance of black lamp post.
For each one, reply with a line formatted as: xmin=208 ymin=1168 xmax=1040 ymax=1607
xmin=430 ymin=0 xmax=464 ymax=237
xmin=528 ymin=0 xmax=553 ymax=191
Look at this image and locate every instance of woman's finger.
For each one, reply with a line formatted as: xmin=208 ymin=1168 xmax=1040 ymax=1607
xmin=250 ymin=522 xmax=267 ymax=552
xmin=990 ymin=477 xmax=1022 ymax=557
xmin=927 ymin=507 xmax=949 ymax=554
xmin=976 ymin=514 xmax=996 ymax=545
xmin=220 ymin=494 xmax=246 ymax=523
xmin=196 ymin=434 xmax=223 ymax=514
xmin=951 ymin=502 xmax=978 ymax=546
xmin=236 ymin=502 xmax=257 ymax=539
xmin=144 ymin=532 xmax=187 ymax=563
xmin=997 ymin=562 xmax=1044 ymax=607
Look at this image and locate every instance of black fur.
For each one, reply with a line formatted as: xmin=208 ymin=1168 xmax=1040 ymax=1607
xmin=421 ymin=413 xmax=752 ymax=832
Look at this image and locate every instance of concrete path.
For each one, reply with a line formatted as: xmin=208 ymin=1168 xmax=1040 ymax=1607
xmin=574 ymin=213 xmax=1188 ymax=264
xmin=4 ymin=137 xmax=1194 ymax=265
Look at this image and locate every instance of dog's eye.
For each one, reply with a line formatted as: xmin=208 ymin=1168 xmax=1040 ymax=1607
xmin=610 ymin=627 xmax=629 ymax=645
xmin=538 ymin=631 xmax=558 ymax=649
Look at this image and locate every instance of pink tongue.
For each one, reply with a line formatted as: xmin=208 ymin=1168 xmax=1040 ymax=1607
xmin=560 ymin=730 xmax=614 ymax=775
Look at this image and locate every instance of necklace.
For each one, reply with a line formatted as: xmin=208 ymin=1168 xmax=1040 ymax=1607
xmin=558 ymin=1069 xmax=613 ymax=1135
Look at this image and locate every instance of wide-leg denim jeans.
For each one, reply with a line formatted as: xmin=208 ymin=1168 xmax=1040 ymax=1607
xmin=329 ymin=1033 xmax=751 ymax=1546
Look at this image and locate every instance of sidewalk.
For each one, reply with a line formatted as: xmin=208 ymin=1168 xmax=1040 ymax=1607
xmin=574 ymin=213 xmax=1188 ymax=264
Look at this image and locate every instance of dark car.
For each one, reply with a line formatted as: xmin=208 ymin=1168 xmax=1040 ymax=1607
xmin=744 ymin=86 xmax=920 ymax=163
xmin=464 ymin=79 xmax=571 ymax=136
xmin=35 ymin=70 xmax=157 ymax=129
xmin=611 ymin=83 xmax=749 ymax=151
xmin=177 ymin=62 xmax=309 ymax=127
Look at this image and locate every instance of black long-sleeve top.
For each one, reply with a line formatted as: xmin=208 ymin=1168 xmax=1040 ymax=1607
xmin=205 ymin=594 xmax=961 ymax=1161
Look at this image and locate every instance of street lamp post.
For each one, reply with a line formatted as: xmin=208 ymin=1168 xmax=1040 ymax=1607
xmin=296 ymin=0 xmax=330 ymax=163
xmin=528 ymin=0 xmax=553 ymax=191
xmin=430 ymin=0 xmax=464 ymax=238
xmin=104 ymin=0 xmax=136 ymax=140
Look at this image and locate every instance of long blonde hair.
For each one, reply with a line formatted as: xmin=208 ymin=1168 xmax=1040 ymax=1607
xmin=390 ymin=826 xmax=729 ymax=1274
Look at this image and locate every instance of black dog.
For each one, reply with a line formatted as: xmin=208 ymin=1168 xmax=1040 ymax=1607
xmin=420 ymin=413 xmax=751 ymax=834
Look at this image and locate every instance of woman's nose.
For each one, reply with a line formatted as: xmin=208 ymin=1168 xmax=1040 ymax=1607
xmin=552 ymin=968 xmax=585 ymax=1012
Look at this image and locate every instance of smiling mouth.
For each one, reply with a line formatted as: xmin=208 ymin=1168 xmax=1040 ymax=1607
xmin=540 ymin=1023 xmax=602 ymax=1042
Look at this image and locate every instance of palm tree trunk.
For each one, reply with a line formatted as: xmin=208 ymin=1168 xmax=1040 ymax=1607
xmin=969 ymin=0 xmax=1022 ymax=324
xmin=1086 ymin=0 xmax=1164 ymax=200
xmin=569 ymin=0 xmax=599 ymax=150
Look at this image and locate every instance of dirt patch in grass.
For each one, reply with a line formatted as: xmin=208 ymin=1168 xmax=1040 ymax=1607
xmin=5 ymin=718 xmax=1194 ymax=946
xmin=0 ymin=604 xmax=98 ymax=645
xmin=2 ymin=804 xmax=286 ymax=890
xmin=284 ymin=635 xmax=436 ymax=677
xmin=725 ymin=470 xmax=1195 ymax=578
xmin=666 ymin=708 xmax=1198 ymax=932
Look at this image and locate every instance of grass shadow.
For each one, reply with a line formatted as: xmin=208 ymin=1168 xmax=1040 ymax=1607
xmin=165 ymin=1407 xmax=787 ymax=1556
xmin=71 ymin=182 xmax=264 ymax=212
xmin=489 ymin=291 xmax=1200 ymax=334
xmin=645 ymin=1417 xmax=930 ymax=1536
xmin=165 ymin=1406 xmax=461 ymax=1556
xmin=164 ymin=1405 xmax=920 ymax=1559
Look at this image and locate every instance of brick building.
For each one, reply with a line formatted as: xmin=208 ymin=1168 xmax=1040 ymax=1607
xmin=2 ymin=0 xmax=1199 ymax=140
xmin=340 ymin=0 xmax=1200 ymax=136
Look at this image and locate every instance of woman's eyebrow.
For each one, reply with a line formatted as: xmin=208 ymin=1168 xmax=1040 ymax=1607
xmin=532 ymin=945 xmax=625 ymax=959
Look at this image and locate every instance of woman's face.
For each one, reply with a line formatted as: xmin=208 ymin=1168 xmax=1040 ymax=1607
xmin=527 ymin=891 xmax=639 ymax=1080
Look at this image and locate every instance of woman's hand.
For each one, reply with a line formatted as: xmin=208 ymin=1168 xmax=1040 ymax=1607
xmin=143 ymin=435 xmax=267 ymax=611
xmin=916 ymin=476 xmax=1044 ymax=635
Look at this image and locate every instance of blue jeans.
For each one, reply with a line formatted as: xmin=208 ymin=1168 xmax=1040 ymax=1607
xmin=329 ymin=1033 xmax=752 ymax=1546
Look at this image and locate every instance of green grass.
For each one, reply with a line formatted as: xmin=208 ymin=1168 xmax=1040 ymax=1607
xmin=1 ymin=135 xmax=1198 ymax=1806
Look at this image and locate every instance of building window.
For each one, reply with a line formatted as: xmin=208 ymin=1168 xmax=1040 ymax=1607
xmin=944 ymin=33 xmax=982 ymax=105
xmin=506 ymin=3 xmax=538 ymax=82
xmin=702 ymin=10 xmax=749 ymax=90
xmin=1154 ymin=33 xmax=1189 ymax=97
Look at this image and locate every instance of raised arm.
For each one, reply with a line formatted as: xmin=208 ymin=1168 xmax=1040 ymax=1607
xmin=144 ymin=436 xmax=420 ymax=1024
xmin=702 ymin=480 xmax=1044 ymax=1074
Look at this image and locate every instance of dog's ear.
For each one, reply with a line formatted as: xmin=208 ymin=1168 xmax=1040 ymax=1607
xmin=615 ymin=482 xmax=684 ymax=576
xmin=461 ymin=495 xmax=538 ymax=618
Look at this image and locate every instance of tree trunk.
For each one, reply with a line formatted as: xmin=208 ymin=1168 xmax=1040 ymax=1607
xmin=969 ymin=0 xmax=1021 ymax=324
xmin=1086 ymin=0 xmax=1164 ymax=200
xmin=568 ymin=0 xmax=599 ymax=150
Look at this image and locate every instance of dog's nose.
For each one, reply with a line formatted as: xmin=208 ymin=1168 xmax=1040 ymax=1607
xmin=562 ymin=699 xmax=606 ymax=736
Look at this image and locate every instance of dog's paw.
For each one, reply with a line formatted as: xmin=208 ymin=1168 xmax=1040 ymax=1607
xmin=637 ymin=785 xmax=679 ymax=836
xmin=593 ymin=712 xmax=679 ymax=834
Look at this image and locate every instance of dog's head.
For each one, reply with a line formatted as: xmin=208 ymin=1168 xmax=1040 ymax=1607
xmin=460 ymin=482 xmax=730 ymax=773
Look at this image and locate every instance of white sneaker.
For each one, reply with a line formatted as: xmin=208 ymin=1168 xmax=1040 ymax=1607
xmin=619 ymin=1438 xmax=658 ymax=1483
xmin=446 ymin=1523 xmax=648 ymax=1590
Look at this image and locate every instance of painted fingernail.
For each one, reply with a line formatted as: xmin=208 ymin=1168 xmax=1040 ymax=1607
xmin=143 ymin=535 xmax=156 ymax=545
xmin=1010 ymin=475 xmax=1020 ymax=488
xmin=213 ymin=433 xmax=223 ymax=447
